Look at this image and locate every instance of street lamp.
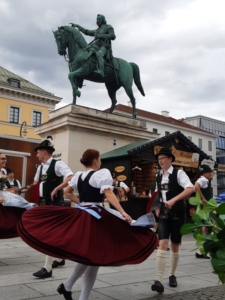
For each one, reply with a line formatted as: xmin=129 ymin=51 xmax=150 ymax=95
xmin=20 ymin=121 xmax=28 ymax=137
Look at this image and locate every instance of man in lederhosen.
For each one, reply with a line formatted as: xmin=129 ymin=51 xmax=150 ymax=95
xmin=151 ymin=148 xmax=194 ymax=293
xmin=32 ymin=137 xmax=73 ymax=278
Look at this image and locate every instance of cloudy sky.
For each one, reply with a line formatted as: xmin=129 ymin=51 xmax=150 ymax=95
xmin=1 ymin=0 xmax=225 ymax=121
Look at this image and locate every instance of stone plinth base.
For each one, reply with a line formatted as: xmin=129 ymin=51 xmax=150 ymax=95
xmin=35 ymin=104 xmax=158 ymax=172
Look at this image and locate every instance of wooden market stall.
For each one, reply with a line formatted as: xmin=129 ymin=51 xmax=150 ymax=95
xmin=101 ymin=131 xmax=214 ymax=220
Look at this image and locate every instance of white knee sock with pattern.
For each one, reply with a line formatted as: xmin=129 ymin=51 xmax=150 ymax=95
xmin=169 ymin=251 xmax=179 ymax=276
xmin=156 ymin=250 xmax=167 ymax=283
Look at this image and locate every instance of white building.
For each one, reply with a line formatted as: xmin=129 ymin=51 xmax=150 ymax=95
xmin=184 ymin=115 xmax=225 ymax=195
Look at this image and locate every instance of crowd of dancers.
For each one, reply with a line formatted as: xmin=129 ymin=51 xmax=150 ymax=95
xmin=0 ymin=138 xmax=213 ymax=299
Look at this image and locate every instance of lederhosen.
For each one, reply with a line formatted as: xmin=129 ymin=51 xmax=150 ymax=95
xmin=156 ymin=168 xmax=186 ymax=243
xmin=77 ymin=171 xmax=103 ymax=203
xmin=39 ymin=159 xmax=64 ymax=206
xmin=200 ymin=179 xmax=212 ymax=201
xmin=5 ymin=179 xmax=19 ymax=189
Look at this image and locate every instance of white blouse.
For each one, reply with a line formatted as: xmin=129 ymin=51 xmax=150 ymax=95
xmin=196 ymin=176 xmax=209 ymax=189
xmin=69 ymin=168 xmax=113 ymax=194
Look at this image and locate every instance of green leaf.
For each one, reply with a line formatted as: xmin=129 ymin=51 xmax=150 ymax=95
xmin=217 ymin=228 xmax=225 ymax=240
xmin=193 ymin=227 xmax=203 ymax=240
xmin=202 ymin=233 xmax=218 ymax=241
xmin=215 ymin=217 xmax=225 ymax=230
xmin=196 ymin=204 xmax=201 ymax=214
xmin=211 ymin=258 xmax=225 ymax=274
xmin=195 ymin=192 xmax=201 ymax=201
xmin=218 ymin=272 xmax=225 ymax=284
xmin=217 ymin=250 xmax=225 ymax=260
xmin=192 ymin=214 xmax=204 ymax=225
xmin=196 ymin=234 xmax=206 ymax=251
xmin=189 ymin=196 xmax=201 ymax=206
xmin=180 ymin=223 xmax=201 ymax=235
xmin=204 ymin=240 xmax=215 ymax=252
xmin=216 ymin=203 xmax=225 ymax=215
xmin=198 ymin=210 xmax=209 ymax=220
xmin=203 ymin=199 xmax=218 ymax=212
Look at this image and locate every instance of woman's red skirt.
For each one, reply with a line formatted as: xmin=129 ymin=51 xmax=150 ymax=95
xmin=18 ymin=206 xmax=158 ymax=266
xmin=0 ymin=204 xmax=25 ymax=239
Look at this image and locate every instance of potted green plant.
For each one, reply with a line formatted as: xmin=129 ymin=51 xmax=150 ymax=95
xmin=181 ymin=193 xmax=225 ymax=283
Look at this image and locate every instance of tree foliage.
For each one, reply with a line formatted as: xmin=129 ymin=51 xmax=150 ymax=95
xmin=181 ymin=193 xmax=225 ymax=283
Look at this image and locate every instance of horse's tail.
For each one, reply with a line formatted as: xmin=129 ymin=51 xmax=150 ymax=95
xmin=130 ymin=62 xmax=145 ymax=96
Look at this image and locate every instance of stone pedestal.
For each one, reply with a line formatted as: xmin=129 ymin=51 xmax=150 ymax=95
xmin=35 ymin=104 xmax=158 ymax=173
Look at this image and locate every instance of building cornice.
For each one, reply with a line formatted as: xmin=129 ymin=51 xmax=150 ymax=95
xmin=0 ymin=85 xmax=62 ymax=109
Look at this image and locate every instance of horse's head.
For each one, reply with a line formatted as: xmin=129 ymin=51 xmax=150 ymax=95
xmin=53 ymin=27 xmax=68 ymax=56
xmin=53 ymin=26 xmax=87 ymax=58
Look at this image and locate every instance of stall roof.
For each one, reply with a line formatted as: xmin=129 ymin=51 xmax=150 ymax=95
xmin=128 ymin=131 xmax=211 ymax=160
xmin=101 ymin=139 xmax=151 ymax=159
xmin=101 ymin=131 xmax=213 ymax=161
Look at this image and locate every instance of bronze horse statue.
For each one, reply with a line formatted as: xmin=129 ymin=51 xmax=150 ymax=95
xmin=53 ymin=26 xmax=145 ymax=118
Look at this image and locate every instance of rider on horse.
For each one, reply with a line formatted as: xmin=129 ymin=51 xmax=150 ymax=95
xmin=71 ymin=14 xmax=116 ymax=77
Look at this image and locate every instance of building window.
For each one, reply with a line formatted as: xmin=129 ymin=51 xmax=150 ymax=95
xmin=32 ymin=111 xmax=42 ymax=127
xmin=208 ymin=141 xmax=212 ymax=151
xmin=153 ymin=128 xmax=158 ymax=133
xmin=198 ymin=139 xmax=202 ymax=149
xmin=9 ymin=106 xmax=20 ymax=124
xmin=188 ymin=136 xmax=192 ymax=141
xmin=165 ymin=131 xmax=170 ymax=136
xmin=8 ymin=78 xmax=20 ymax=88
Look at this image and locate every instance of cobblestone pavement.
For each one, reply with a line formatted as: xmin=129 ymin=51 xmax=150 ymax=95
xmin=0 ymin=234 xmax=224 ymax=300
xmin=144 ymin=285 xmax=225 ymax=299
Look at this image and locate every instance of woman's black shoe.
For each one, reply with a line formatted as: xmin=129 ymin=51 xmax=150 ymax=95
xmin=57 ymin=283 xmax=73 ymax=300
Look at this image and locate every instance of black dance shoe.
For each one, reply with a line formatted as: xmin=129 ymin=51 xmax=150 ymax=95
xmin=151 ymin=280 xmax=164 ymax=293
xmin=57 ymin=283 xmax=73 ymax=300
xmin=52 ymin=259 xmax=65 ymax=268
xmin=33 ymin=268 xmax=52 ymax=278
xmin=169 ymin=275 xmax=177 ymax=287
xmin=195 ymin=252 xmax=210 ymax=259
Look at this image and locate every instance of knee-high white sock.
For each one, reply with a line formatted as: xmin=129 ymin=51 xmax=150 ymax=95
xmin=44 ymin=255 xmax=53 ymax=272
xmin=64 ymin=263 xmax=88 ymax=291
xmin=79 ymin=266 xmax=99 ymax=300
xmin=156 ymin=250 xmax=167 ymax=283
xmin=169 ymin=251 xmax=179 ymax=276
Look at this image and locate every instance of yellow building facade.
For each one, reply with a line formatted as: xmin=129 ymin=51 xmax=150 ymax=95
xmin=0 ymin=66 xmax=61 ymax=140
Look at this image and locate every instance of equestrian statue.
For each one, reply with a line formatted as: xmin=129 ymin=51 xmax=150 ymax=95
xmin=53 ymin=14 xmax=145 ymax=118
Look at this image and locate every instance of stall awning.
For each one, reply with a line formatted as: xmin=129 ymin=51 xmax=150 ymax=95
xmin=101 ymin=140 xmax=152 ymax=160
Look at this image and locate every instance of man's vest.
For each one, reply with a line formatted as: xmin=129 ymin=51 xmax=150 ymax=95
xmin=77 ymin=171 xmax=103 ymax=203
xmin=200 ymin=178 xmax=212 ymax=201
xmin=39 ymin=159 xmax=64 ymax=206
xmin=5 ymin=179 xmax=19 ymax=189
xmin=156 ymin=168 xmax=185 ymax=213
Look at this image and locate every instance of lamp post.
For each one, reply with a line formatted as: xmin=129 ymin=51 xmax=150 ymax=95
xmin=20 ymin=121 xmax=28 ymax=137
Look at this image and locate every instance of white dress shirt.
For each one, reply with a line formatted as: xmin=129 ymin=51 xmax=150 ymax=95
xmin=156 ymin=166 xmax=194 ymax=203
xmin=34 ymin=157 xmax=73 ymax=197
xmin=7 ymin=179 xmax=21 ymax=189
